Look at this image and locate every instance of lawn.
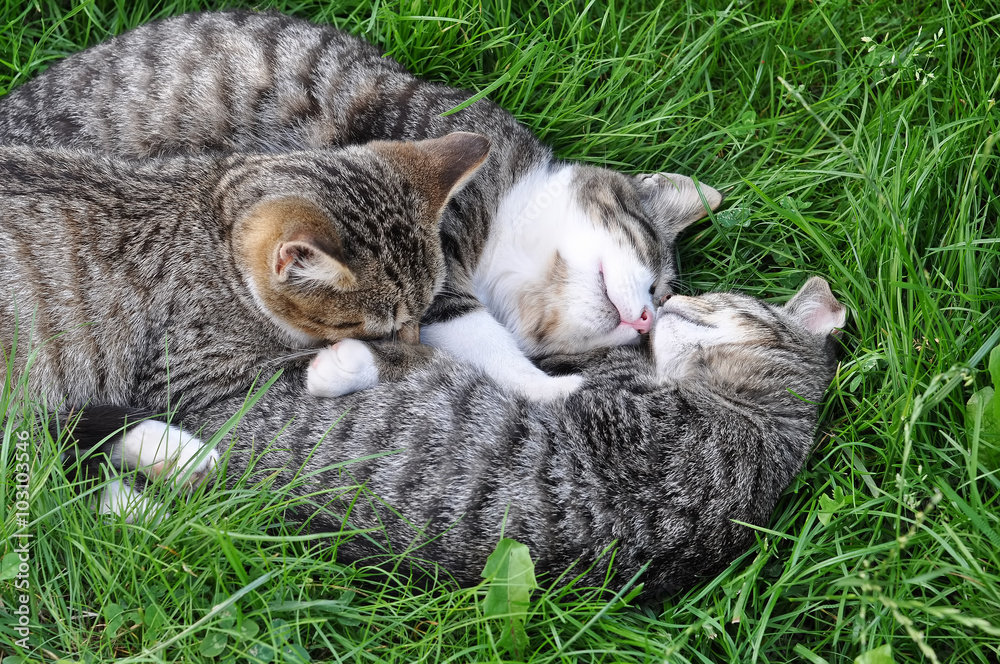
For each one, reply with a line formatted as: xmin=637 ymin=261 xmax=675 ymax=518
xmin=1 ymin=0 xmax=998 ymax=662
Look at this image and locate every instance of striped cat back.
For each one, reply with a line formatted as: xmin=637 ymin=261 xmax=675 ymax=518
xmin=69 ymin=278 xmax=846 ymax=596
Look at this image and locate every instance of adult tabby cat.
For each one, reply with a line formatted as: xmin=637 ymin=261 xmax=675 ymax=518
xmin=67 ymin=278 xmax=846 ymax=596
xmin=0 ymin=132 xmax=488 ymax=414
xmin=0 ymin=9 xmax=723 ymax=400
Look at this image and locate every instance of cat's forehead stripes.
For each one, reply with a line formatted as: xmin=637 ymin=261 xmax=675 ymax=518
xmin=572 ymin=168 xmax=661 ymax=269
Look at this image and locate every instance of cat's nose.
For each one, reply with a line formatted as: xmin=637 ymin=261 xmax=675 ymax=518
xmin=621 ymin=306 xmax=653 ymax=334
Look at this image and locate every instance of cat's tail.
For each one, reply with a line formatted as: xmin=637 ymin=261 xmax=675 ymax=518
xmin=55 ymin=405 xmax=219 ymax=522
xmin=56 ymin=405 xmax=153 ymax=465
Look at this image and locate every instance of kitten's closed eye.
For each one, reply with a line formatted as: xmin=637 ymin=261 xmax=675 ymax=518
xmin=659 ymin=308 xmax=716 ymax=329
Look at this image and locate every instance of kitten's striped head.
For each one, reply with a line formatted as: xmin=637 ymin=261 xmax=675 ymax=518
xmin=505 ymin=165 xmax=721 ymax=357
xmin=651 ymin=277 xmax=846 ymax=400
xmin=234 ymin=133 xmax=490 ymax=344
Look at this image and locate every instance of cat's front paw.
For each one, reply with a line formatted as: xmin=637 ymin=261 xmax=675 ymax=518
xmin=118 ymin=421 xmax=218 ymax=488
xmin=519 ymin=373 xmax=584 ymax=401
xmin=307 ymin=339 xmax=380 ymax=397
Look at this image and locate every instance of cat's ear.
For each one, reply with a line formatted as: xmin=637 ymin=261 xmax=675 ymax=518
xmin=783 ymin=276 xmax=847 ymax=336
xmin=274 ymin=234 xmax=357 ymax=289
xmin=634 ymin=173 xmax=723 ymax=240
xmin=238 ymin=197 xmax=358 ymax=289
xmin=374 ymin=132 xmax=491 ymax=219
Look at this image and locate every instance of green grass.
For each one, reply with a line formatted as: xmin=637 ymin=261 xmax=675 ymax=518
xmin=1 ymin=0 xmax=999 ymax=661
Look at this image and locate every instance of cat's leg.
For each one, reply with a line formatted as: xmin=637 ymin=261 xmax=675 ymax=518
xmin=61 ymin=407 xmax=215 ymax=523
xmin=420 ymin=310 xmax=583 ymax=401
xmin=112 ymin=420 xmax=218 ymax=487
xmin=307 ymin=339 xmax=436 ymax=397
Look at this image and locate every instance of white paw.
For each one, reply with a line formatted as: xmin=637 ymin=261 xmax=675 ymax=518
xmin=116 ymin=420 xmax=218 ymax=488
xmin=306 ymin=339 xmax=379 ymax=397
xmin=98 ymin=478 xmax=167 ymax=524
xmin=517 ymin=373 xmax=584 ymax=401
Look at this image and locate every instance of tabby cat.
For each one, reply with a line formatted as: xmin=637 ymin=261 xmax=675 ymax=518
xmin=0 ymin=132 xmax=488 ymax=411
xmin=0 ymin=9 xmax=723 ymax=400
xmin=67 ymin=278 xmax=846 ymax=596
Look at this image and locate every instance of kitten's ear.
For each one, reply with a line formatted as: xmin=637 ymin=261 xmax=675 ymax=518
xmin=274 ymin=234 xmax=357 ymax=289
xmin=783 ymin=277 xmax=847 ymax=336
xmin=239 ymin=197 xmax=358 ymax=290
xmin=634 ymin=173 xmax=723 ymax=240
xmin=374 ymin=132 xmax=491 ymax=219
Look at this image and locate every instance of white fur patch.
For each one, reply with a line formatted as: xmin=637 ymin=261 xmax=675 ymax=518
xmin=420 ymin=310 xmax=583 ymax=401
xmin=116 ymin=420 xmax=218 ymax=488
xmin=306 ymin=339 xmax=380 ymax=397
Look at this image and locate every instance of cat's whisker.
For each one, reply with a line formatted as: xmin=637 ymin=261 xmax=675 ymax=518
xmin=264 ymin=349 xmax=325 ymax=367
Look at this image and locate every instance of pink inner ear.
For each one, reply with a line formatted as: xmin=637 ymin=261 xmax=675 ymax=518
xmin=275 ymin=242 xmax=308 ymax=275
xmin=802 ymin=304 xmax=847 ymax=335
xmin=785 ymin=277 xmax=847 ymax=335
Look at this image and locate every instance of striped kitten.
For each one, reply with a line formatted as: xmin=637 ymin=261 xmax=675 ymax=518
xmin=0 ymin=10 xmax=723 ymax=400
xmin=68 ymin=278 xmax=846 ymax=596
xmin=0 ymin=133 xmax=488 ymax=411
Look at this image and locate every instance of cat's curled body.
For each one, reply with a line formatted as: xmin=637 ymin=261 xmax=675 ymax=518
xmin=0 ymin=134 xmax=488 ymax=410
xmin=0 ymin=9 xmax=723 ymax=400
xmin=74 ymin=278 xmax=846 ymax=595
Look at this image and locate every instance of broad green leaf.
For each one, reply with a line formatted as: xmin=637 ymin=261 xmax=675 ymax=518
xmin=0 ymin=553 xmax=20 ymax=581
xmin=212 ymin=592 xmax=239 ymax=629
xmin=103 ymin=603 xmax=124 ymax=634
xmin=966 ymin=386 xmax=1000 ymax=471
xmin=246 ymin=642 xmax=274 ymax=664
xmin=990 ymin=346 xmax=1000 ymax=419
xmin=269 ymin=618 xmax=291 ymax=643
xmin=281 ymin=643 xmax=312 ymax=664
xmin=818 ymin=485 xmax=846 ymax=526
xmin=497 ymin=620 xmax=530 ymax=661
xmin=144 ymin=604 xmax=166 ymax=634
xmin=218 ymin=605 xmax=237 ymax=630
xmin=854 ymin=643 xmax=894 ymax=664
xmin=716 ymin=206 xmax=750 ymax=228
xmin=125 ymin=610 xmax=143 ymax=629
xmin=730 ymin=109 xmax=758 ymax=135
xmin=199 ymin=632 xmax=228 ymax=657
xmin=482 ymin=538 xmax=537 ymax=660
xmin=482 ymin=539 xmax=537 ymax=615
xmin=238 ymin=618 xmax=260 ymax=641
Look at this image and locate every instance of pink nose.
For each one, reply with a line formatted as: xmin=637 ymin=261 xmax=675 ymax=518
xmin=621 ymin=307 xmax=653 ymax=334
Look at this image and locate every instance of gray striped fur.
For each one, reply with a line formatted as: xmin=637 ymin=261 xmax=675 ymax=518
xmin=0 ymin=10 xmax=710 ymax=344
xmin=0 ymin=138 xmax=487 ymax=410
xmin=82 ymin=280 xmax=844 ymax=596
